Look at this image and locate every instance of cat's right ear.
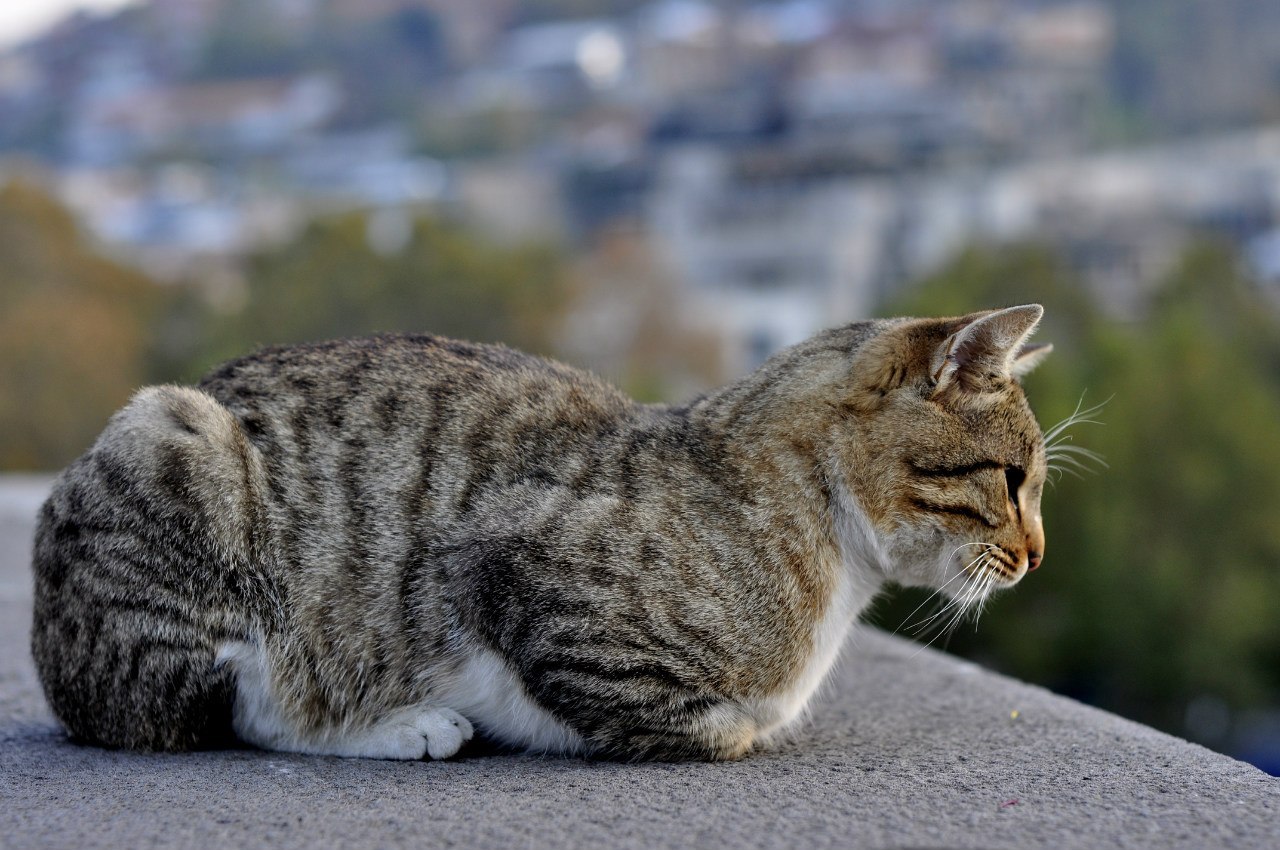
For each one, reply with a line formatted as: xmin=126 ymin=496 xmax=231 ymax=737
xmin=931 ymin=304 xmax=1045 ymax=395
xmin=1010 ymin=342 xmax=1053 ymax=379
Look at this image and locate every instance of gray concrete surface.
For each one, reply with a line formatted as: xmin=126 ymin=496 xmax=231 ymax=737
xmin=1 ymin=475 xmax=1276 ymax=850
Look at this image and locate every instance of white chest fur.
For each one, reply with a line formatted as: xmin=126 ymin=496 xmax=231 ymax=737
xmin=748 ymin=477 xmax=888 ymax=740
xmin=747 ymin=564 xmax=878 ymax=741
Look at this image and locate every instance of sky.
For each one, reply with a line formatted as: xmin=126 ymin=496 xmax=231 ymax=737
xmin=0 ymin=0 xmax=136 ymax=48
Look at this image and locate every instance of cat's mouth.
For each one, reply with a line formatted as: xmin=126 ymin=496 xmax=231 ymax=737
xmin=959 ymin=547 xmax=1025 ymax=585
xmin=986 ymin=555 xmax=1023 ymax=581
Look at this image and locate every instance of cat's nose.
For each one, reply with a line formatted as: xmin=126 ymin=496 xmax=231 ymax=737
xmin=1026 ymin=513 xmax=1045 ymax=572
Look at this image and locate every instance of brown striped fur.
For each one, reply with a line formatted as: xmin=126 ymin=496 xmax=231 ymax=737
xmin=31 ymin=306 xmax=1051 ymax=760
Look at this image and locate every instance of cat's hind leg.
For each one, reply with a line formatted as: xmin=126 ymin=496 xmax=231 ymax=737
xmin=31 ymin=385 xmax=266 ymax=751
xmin=216 ymin=640 xmax=474 ymax=760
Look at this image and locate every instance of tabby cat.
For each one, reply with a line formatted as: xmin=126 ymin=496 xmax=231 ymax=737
xmin=31 ymin=305 xmax=1051 ymax=761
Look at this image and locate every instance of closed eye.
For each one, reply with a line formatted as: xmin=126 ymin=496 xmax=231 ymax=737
xmin=908 ymin=459 xmax=1003 ymax=478
xmin=1005 ymin=466 xmax=1026 ymax=509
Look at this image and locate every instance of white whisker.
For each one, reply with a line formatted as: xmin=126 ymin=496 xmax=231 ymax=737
xmin=906 ymin=588 xmax=966 ymax=634
xmin=1041 ymin=393 xmax=1109 ymax=485
xmin=930 ymin=575 xmax=983 ymax=652
xmin=909 ymin=549 xmax=1012 ymax=659
xmin=1047 ymin=445 xmax=1108 ymax=467
xmin=1046 ymin=453 xmax=1098 ymax=472
xmin=971 ymin=570 xmax=998 ymax=630
xmin=1042 ymin=394 xmax=1111 ymax=445
xmin=895 ymin=567 xmax=970 ymax=635
xmin=904 ymin=549 xmax=992 ymax=634
xmin=911 ymin=555 xmax=993 ymax=658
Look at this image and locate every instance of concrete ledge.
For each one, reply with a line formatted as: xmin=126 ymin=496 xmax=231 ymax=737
xmin=2 ymin=477 xmax=1276 ymax=849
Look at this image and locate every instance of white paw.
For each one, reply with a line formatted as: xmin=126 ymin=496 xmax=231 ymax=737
xmin=409 ymin=707 xmax=474 ymax=760
xmin=377 ymin=724 xmax=431 ymax=760
xmin=321 ymin=706 xmax=475 ymax=760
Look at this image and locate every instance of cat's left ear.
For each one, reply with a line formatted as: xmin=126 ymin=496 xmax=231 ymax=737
xmin=932 ymin=304 xmax=1048 ymax=392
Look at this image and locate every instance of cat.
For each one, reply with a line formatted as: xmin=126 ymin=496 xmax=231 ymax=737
xmin=30 ymin=305 xmax=1051 ymax=762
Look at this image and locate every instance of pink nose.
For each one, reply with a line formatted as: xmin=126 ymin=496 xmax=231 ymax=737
xmin=1028 ymin=551 xmax=1042 ymax=572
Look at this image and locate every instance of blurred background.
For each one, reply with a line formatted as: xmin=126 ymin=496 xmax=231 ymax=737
xmin=2 ymin=0 xmax=1279 ymax=773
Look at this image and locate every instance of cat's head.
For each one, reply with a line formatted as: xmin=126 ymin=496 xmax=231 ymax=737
xmin=828 ymin=305 xmax=1051 ymax=600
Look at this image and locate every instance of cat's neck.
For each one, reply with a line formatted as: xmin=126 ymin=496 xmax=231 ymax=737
xmin=675 ymin=359 xmax=887 ymax=730
xmin=682 ymin=355 xmax=889 ymax=602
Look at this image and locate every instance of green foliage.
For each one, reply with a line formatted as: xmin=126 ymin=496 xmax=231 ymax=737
xmin=166 ymin=210 xmax=569 ymax=381
xmin=0 ymin=181 xmax=166 ymax=470
xmin=873 ymin=241 xmax=1280 ymax=745
xmin=0 ymin=184 xmax=570 ymax=469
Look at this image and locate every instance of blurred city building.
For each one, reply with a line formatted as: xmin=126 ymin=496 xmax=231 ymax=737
xmin=1 ymin=0 xmax=1279 ymax=374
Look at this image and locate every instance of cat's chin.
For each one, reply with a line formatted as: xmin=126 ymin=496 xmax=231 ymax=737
xmin=884 ymin=541 xmax=1025 ymax=598
xmin=938 ymin=556 xmax=1025 ymax=601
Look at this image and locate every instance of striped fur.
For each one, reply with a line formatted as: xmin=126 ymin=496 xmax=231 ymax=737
xmin=31 ymin=307 xmax=1051 ymax=760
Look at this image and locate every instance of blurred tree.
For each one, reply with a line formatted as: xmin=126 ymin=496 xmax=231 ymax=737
xmin=0 ymin=186 xmax=572 ymax=470
xmin=0 ymin=180 xmax=164 ymax=470
xmin=167 ymin=209 xmax=570 ymax=381
xmin=198 ymin=0 xmax=312 ymax=79
xmin=873 ymin=241 xmax=1280 ymax=750
xmin=560 ymin=226 xmax=724 ymax=402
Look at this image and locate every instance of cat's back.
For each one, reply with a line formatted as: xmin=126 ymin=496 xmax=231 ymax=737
xmin=200 ymin=333 xmax=626 ymax=422
xmin=198 ymin=334 xmax=639 ymax=560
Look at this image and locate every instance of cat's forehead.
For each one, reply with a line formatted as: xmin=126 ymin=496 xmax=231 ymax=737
xmin=894 ymin=382 xmax=1042 ymax=459
xmin=952 ymin=387 xmax=1045 ymax=458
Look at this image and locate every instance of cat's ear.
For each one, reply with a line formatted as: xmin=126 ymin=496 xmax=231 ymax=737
xmin=932 ymin=304 xmax=1045 ymax=393
xmin=1010 ymin=342 xmax=1053 ymax=379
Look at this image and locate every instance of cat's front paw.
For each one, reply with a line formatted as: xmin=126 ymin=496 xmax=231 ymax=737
xmin=409 ymin=707 xmax=474 ymax=760
xmin=330 ymin=706 xmax=475 ymax=760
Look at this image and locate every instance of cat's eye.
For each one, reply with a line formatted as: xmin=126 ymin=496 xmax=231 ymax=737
xmin=1005 ymin=466 xmax=1026 ymax=508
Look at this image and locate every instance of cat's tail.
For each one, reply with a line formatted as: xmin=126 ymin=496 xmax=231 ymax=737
xmin=30 ymin=386 xmax=270 ymax=751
